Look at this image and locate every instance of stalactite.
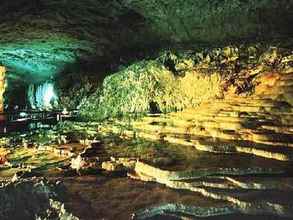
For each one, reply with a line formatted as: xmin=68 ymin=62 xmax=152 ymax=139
xmin=28 ymin=81 xmax=58 ymax=110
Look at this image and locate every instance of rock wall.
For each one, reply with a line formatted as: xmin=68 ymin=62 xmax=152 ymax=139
xmin=0 ymin=179 xmax=78 ymax=220
xmin=0 ymin=0 xmax=153 ymax=84
xmin=80 ymin=54 xmax=223 ymax=120
xmin=0 ymin=0 xmax=292 ymax=110
xmin=0 ymin=66 xmax=6 ymax=113
xmin=124 ymin=0 xmax=293 ymax=43
xmin=0 ymin=0 xmax=292 ymax=85
xmin=97 ymin=58 xmax=293 ymax=162
xmin=79 ymin=44 xmax=293 ymax=120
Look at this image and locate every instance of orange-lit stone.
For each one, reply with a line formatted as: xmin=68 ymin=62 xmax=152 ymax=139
xmin=0 ymin=66 xmax=5 ymax=113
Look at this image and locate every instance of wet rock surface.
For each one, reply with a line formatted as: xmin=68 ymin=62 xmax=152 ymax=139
xmin=1 ymin=127 xmax=293 ymax=219
xmin=128 ymin=161 xmax=293 ymax=218
xmin=99 ymin=66 xmax=293 ymax=162
xmin=0 ymin=45 xmax=293 ymax=219
xmin=0 ymin=178 xmax=78 ymax=220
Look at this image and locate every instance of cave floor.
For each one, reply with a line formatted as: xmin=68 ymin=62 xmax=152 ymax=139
xmin=60 ymin=175 xmax=293 ymax=220
xmin=1 ymin=130 xmax=293 ymax=219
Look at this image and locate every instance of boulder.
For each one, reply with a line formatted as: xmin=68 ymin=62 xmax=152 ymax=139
xmin=102 ymin=157 xmax=137 ymax=172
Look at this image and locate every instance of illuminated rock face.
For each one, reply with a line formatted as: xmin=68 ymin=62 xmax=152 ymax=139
xmin=0 ymin=66 xmax=5 ymax=113
xmin=100 ymin=71 xmax=293 ymax=162
xmin=80 ymin=57 xmax=223 ymax=120
xmin=0 ymin=0 xmax=149 ymax=86
xmin=28 ymin=81 xmax=58 ymax=110
xmin=0 ymin=38 xmax=94 ymax=84
xmin=97 ymin=46 xmax=293 ymax=161
xmin=80 ymin=45 xmax=293 ymax=120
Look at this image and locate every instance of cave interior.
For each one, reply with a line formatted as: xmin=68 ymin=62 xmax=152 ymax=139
xmin=0 ymin=1 xmax=293 ymax=220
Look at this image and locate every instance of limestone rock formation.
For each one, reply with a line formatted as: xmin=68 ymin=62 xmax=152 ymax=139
xmin=130 ymin=161 xmax=293 ymax=219
xmin=124 ymin=0 xmax=293 ymax=43
xmin=97 ymin=46 xmax=293 ymax=161
xmin=102 ymin=157 xmax=136 ymax=172
xmin=0 ymin=147 xmax=9 ymax=165
xmin=0 ymin=66 xmax=5 ymax=113
xmin=0 ymin=0 xmax=150 ymax=108
xmin=0 ymin=2 xmax=293 ymax=220
xmin=81 ymin=45 xmax=293 ymax=120
xmin=0 ymin=0 xmax=292 ymax=110
xmin=0 ymin=178 xmax=78 ymax=220
xmin=80 ymin=56 xmax=222 ymax=120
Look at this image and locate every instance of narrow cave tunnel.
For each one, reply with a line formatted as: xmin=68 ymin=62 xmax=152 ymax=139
xmin=0 ymin=1 xmax=293 ymax=220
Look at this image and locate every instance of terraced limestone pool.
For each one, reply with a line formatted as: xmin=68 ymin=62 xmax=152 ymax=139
xmin=0 ymin=131 xmax=293 ymax=219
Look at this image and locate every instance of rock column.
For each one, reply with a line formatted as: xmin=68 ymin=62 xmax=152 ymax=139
xmin=0 ymin=66 xmax=6 ymax=113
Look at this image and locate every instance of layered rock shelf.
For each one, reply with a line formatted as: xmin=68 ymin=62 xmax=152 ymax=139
xmin=129 ymin=161 xmax=293 ymax=219
xmin=99 ymin=71 xmax=293 ymax=162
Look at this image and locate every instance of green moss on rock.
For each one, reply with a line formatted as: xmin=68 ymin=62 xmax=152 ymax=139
xmin=80 ymin=54 xmax=222 ymax=120
xmin=79 ymin=44 xmax=293 ymax=121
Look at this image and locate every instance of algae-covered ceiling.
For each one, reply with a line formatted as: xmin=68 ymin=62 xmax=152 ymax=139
xmin=0 ymin=0 xmax=148 ymax=84
xmin=0 ymin=0 xmax=292 ymax=84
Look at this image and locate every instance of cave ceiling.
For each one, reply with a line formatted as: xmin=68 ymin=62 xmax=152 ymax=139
xmin=0 ymin=0 xmax=292 ymax=85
